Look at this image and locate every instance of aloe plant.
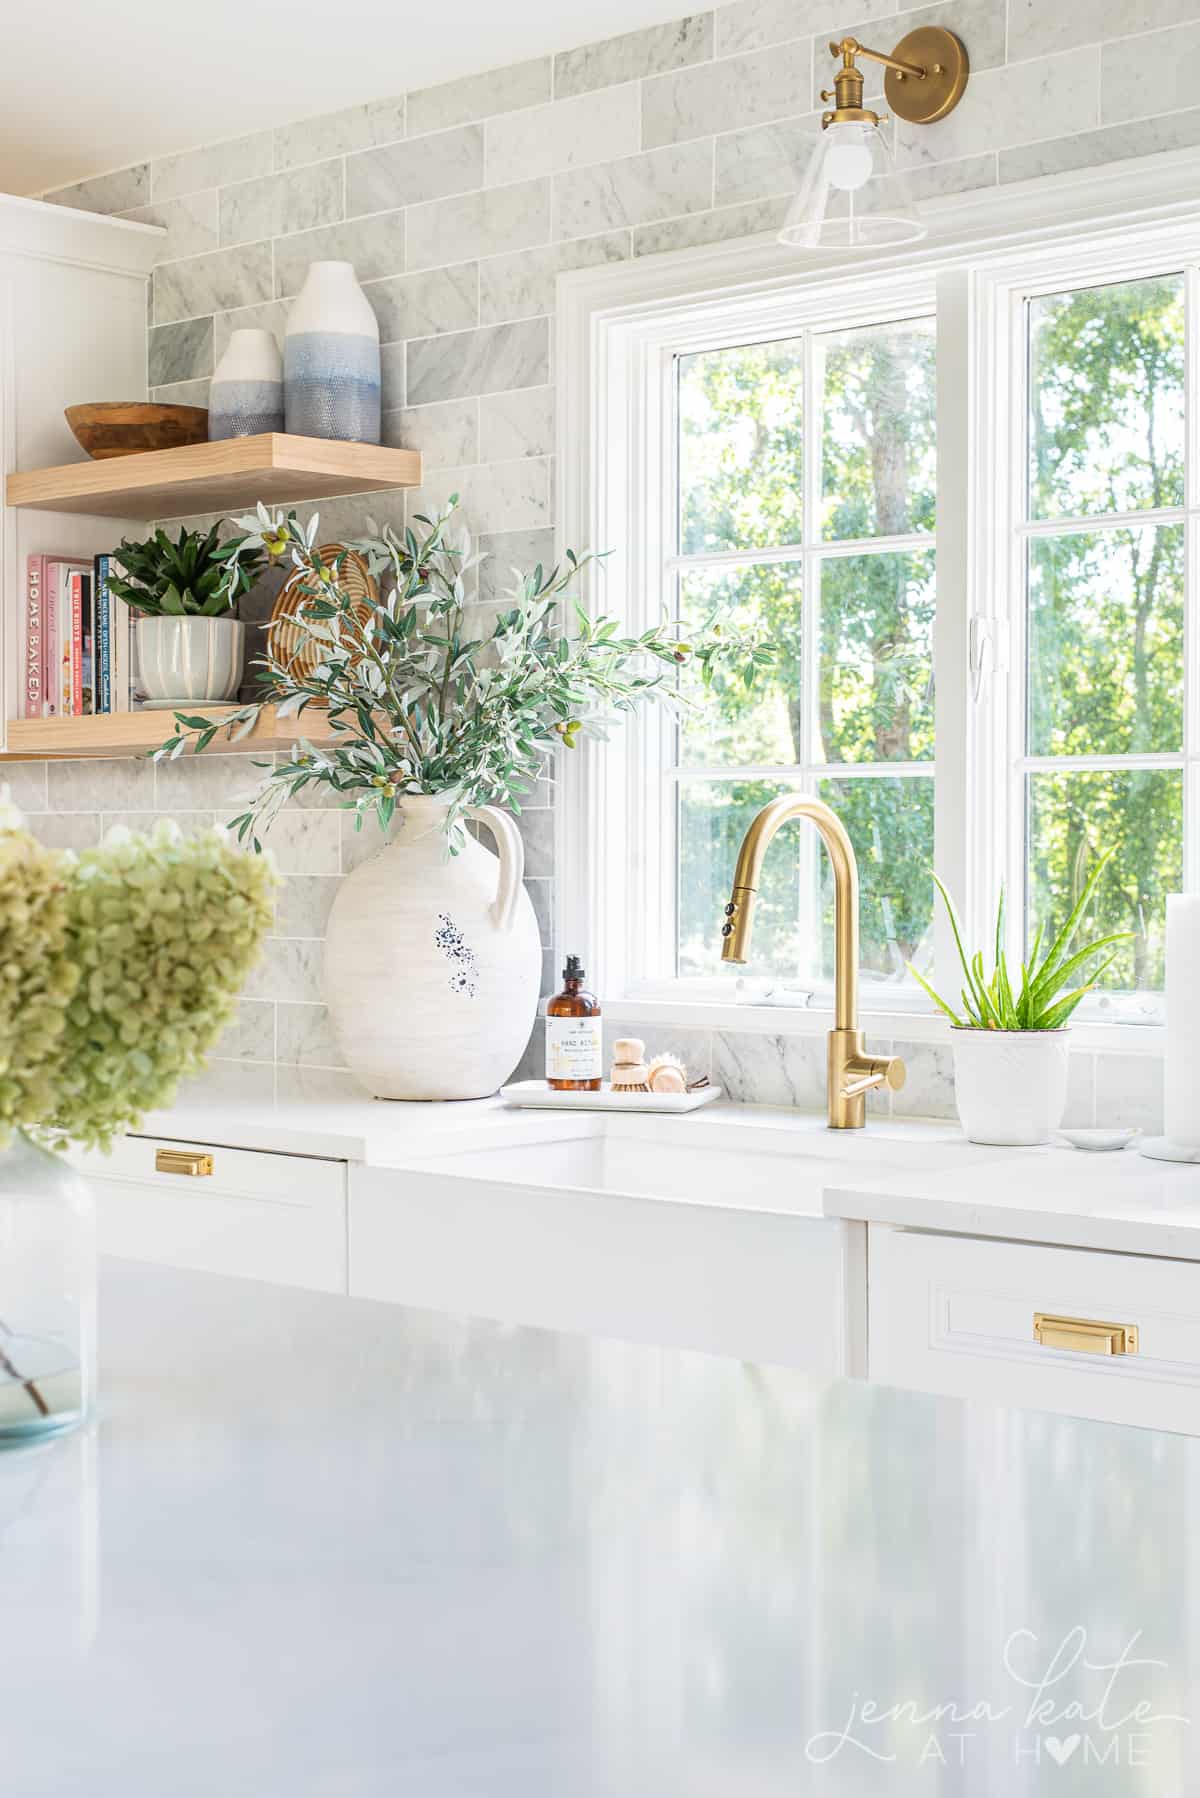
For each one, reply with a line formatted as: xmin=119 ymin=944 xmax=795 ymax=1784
xmin=908 ymin=853 xmax=1131 ymax=1031
xmin=109 ymin=523 xmax=265 ymax=618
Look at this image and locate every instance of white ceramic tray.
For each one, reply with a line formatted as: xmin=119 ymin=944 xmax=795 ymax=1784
xmin=500 ymin=1080 xmax=723 ymax=1114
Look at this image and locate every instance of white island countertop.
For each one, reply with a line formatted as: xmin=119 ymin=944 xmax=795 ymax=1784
xmin=1 ymin=1257 xmax=1195 ymax=1796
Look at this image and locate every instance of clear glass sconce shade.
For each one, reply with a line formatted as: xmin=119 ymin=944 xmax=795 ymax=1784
xmin=779 ymin=120 xmax=924 ymax=250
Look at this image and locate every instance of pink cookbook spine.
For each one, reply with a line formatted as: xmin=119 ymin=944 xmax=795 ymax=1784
xmin=70 ymin=571 xmax=83 ymax=717
xmin=42 ymin=558 xmax=59 ymax=716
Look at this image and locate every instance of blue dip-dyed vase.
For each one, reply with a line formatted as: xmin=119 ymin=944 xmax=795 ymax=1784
xmin=208 ymin=327 xmax=284 ymax=439
xmin=284 ymin=260 xmax=381 ymax=443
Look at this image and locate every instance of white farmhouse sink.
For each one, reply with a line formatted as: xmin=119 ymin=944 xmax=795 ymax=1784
xmin=350 ymin=1108 xmax=970 ymax=1375
xmin=398 ymin=1109 xmax=963 ymax=1215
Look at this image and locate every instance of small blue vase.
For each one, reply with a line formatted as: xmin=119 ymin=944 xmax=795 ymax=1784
xmin=284 ymin=260 xmax=381 ymax=444
xmin=208 ymin=328 xmax=284 ymax=439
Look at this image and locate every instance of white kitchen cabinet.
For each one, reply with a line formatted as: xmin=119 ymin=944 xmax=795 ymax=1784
xmin=349 ymin=1160 xmax=866 ymax=1374
xmin=70 ymin=1135 xmax=348 ymax=1293
xmin=0 ymin=195 xmax=160 ymax=733
xmin=869 ymin=1223 xmax=1200 ymax=1434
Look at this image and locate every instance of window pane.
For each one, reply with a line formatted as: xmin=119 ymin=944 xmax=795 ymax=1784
xmin=676 ymin=776 xmax=935 ymax=987
xmin=818 ymin=777 xmax=935 ymax=984
xmin=678 ymin=339 xmax=804 ymax=553
xmin=819 ymin=549 xmax=935 ymax=763
xmin=678 ymin=780 xmax=805 ymax=978
xmin=678 ymin=565 xmax=802 ymax=766
xmin=1027 ymin=768 xmax=1182 ymax=991
xmin=818 ymin=317 xmax=935 ymax=541
xmin=1027 ymin=524 xmax=1183 ymax=756
xmin=1028 ymin=275 xmax=1184 ymax=520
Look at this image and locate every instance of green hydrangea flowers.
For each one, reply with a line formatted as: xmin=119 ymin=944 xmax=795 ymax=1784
xmin=0 ymin=813 xmax=275 ymax=1152
xmin=0 ymin=804 xmax=79 ymax=1134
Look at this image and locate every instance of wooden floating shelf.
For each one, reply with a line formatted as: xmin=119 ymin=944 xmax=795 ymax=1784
xmin=5 ymin=433 xmax=422 ymax=521
xmin=2 ymin=705 xmax=338 ymax=761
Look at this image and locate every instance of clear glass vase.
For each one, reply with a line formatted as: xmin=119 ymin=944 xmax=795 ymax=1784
xmin=0 ymin=1132 xmax=95 ymax=1442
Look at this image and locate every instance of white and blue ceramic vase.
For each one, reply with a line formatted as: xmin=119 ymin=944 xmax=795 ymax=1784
xmin=208 ymin=327 xmax=284 ymax=439
xmin=284 ymin=260 xmax=381 ymax=443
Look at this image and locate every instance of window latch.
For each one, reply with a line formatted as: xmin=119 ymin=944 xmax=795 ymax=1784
xmin=969 ymin=615 xmax=1010 ymax=701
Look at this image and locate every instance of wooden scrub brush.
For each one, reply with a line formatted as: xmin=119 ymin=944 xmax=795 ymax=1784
xmin=610 ymin=1038 xmax=651 ymax=1092
xmin=647 ymin=1052 xmax=687 ymax=1094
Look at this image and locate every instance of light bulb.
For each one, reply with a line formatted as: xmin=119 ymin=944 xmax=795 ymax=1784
xmin=824 ymin=123 xmax=874 ymax=192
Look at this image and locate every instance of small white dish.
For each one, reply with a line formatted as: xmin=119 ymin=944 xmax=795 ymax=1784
xmin=1058 ymin=1127 xmax=1140 ymax=1153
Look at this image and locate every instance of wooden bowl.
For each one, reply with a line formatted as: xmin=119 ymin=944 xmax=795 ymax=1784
xmin=65 ymin=402 xmax=209 ymax=459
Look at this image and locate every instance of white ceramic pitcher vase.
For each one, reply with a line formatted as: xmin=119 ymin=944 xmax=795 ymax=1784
xmin=323 ymin=797 xmax=541 ymax=1100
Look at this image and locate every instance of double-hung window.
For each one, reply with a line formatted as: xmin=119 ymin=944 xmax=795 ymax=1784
xmin=562 ymin=200 xmax=1200 ymax=1032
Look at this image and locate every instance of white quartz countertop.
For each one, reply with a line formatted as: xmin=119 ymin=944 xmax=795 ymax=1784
xmin=1 ymin=1257 xmax=1194 ymax=1795
xmin=138 ymin=1088 xmax=521 ymax=1161
xmin=823 ymin=1136 xmax=1200 ymax=1257
xmin=136 ymin=1086 xmax=1200 ymax=1257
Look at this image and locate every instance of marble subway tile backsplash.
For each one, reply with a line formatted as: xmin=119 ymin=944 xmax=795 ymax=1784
xmin=554 ymin=14 xmax=713 ymax=97
xmin=406 ymin=318 xmax=550 ymax=405
xmin=38 ymin=0 xmax=1200 ymax=1099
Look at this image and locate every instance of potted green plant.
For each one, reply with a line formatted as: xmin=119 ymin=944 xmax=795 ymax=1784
xmin=0 ymin=812 xmax=274 ymax=1441
xmin=156 ymin=499 xmax=772 ymax=1101
xmin=109 ymin=523 xmax=266 ymax=707
xmin=908 ymin=858 xmax=1128 ymax=1145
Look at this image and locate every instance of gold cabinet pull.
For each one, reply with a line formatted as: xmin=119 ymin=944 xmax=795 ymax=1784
xmin=1033 ymin=1313 xmax=1138 ymax=1356
xmin=155 ymin=1148 xmax=213 ymax=1178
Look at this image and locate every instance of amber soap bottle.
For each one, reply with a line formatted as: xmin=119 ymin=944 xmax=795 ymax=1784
xmin=545 ymin=955 xmax=602 ymax=1091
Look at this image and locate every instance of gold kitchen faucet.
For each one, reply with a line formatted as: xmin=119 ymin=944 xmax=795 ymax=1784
xmin=721 ymin=795 xmax=906 ymax=1128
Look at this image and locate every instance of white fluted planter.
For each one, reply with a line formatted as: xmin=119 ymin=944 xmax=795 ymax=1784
xmin=950 ymin=1027 xmax=1070 ymax=1146
xmin=136 ymin=616 xmax=245 ymax=707
xmin=323 ymin=797 xmax=541 ymax=1100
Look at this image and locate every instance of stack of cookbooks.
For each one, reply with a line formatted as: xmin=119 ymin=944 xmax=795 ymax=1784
xmin=19 ymin=552 xmax=135 ymax=717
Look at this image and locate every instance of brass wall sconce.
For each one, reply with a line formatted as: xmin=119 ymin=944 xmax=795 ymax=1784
xmin=779 ymin=26 xmax=970 ymax=250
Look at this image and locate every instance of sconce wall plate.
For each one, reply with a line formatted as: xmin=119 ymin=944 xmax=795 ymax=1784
xmin=885 ymin=27 xmax=970 ymax=125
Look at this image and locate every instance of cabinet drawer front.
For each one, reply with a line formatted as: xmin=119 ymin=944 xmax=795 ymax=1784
xmin=870 ymin=1226 xmax=1200 ymax=1434
xmin=68 ymin=1136 xmax=347 ymax=1293
xmin=352 ymin=1168 xmax=863 ymax=1374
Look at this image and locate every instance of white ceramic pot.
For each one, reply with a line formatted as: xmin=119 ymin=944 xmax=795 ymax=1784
xmin=284 ymin=259 xmax=381 ymax=444
xmin=136 ymin=615 xmax=245 ymax=706
xmin=323 ymin=797 xmax=541 ymax=1100
xmin=209 ymin=326 xmax=284 ymax=439
xmin=950 ymin=1027 xmax=1070 ymax=1146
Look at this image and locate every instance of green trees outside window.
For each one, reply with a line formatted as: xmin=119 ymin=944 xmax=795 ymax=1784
xmin=1025 ymin=274 xmax=1185 ymax=993
xmin=674 ymin=319 xmax=936 ymax=989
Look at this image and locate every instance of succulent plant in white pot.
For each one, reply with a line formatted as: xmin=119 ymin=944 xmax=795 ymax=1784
xmin=909 ymin=858 xmax=1129 ymax=1146
xmin=110 ymin=524 xmax=266 ymax=708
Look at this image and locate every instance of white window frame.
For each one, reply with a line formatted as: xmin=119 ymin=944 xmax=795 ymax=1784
xmin=969 ymin=228 xmax=1200 ymax=1025
xmin=557 ymin=149 xmax=1200 ymax=1053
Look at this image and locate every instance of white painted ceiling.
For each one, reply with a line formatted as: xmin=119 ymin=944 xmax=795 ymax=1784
xmin=0 ymin=0 xmax=698 ymax=196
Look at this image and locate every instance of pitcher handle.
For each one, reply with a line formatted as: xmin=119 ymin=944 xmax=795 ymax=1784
xmin=466 ymin=805 xmax=524 ymax=932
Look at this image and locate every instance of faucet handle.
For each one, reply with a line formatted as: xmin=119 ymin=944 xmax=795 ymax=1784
xmin=842 ymin=1053 xmax=906 ymax=1099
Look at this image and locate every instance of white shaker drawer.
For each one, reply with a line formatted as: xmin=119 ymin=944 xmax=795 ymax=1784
xmin=870 ymin=1224 xmax=1200 ymax=1435
xmin=68 ymin=1135 xmax=347 ymax=1293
